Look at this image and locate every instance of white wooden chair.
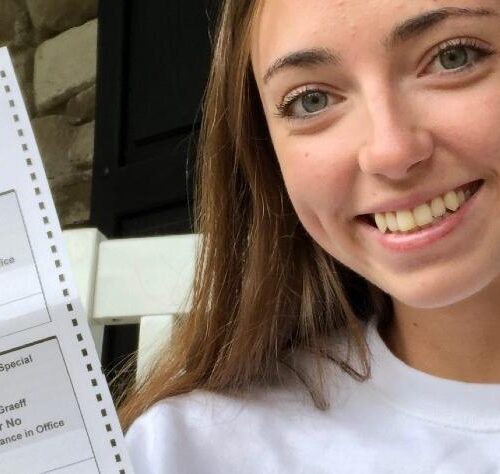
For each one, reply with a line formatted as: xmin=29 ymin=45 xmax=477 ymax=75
xmin=63 ymin=229 xmax=197 ymax=379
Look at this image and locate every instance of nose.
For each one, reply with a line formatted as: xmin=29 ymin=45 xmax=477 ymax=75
xmin=357 ymin=87 xmax=434 ymax=180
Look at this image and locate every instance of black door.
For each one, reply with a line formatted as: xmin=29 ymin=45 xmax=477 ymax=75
xmin=92 ymin=0 xmax=218 ymax=399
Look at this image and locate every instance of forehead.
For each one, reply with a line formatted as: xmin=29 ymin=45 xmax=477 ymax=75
xmin=251 ymin=0 xmax=495 ymax=69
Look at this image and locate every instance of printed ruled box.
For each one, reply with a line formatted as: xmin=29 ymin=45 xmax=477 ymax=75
xmin=0 ymin=190 xmax=50 ymax=337
xmin=0 ymin=337 xmax=98 ymax=473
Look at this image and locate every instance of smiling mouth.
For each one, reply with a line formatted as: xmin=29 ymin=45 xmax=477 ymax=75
xmin=358 ymin=180 xmax=484 ymax=234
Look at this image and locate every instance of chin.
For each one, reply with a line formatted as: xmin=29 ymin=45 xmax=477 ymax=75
xmin=384 ymin=269 xmax=500 ymax=310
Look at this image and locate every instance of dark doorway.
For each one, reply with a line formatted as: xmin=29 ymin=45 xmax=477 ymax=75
xmin=92 ymin=0 xmax=219 ymax=401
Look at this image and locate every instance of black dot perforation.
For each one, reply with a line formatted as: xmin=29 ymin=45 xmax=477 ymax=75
xmin=0 ymin=67 xmax=126 ymax=472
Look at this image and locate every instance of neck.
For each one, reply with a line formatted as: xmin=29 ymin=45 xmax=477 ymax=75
xmin=380 ymin=277 xmax=500 ymax=383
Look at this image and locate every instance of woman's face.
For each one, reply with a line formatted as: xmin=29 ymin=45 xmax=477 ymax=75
xmin=251 ymin=0 xmax=500 ymax=309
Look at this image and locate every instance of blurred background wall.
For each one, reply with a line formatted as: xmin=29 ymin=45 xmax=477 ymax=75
xmin=0 ymin=0 xmax=98 ymax=228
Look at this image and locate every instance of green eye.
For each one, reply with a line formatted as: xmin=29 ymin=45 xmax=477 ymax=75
xmin=301 ymin=91 xmax=328 ymax=113
xmin=427 ymin=38 xmax=496 ymax=76
xmin=439 ymin=46 xmax=469 ymax=70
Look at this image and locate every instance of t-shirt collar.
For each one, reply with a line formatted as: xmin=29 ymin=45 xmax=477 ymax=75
xmin=366 ymin=318 xmax=500 ymax=432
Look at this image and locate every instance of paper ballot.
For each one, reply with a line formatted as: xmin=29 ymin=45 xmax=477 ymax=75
xmin=0 ymin=48 xmax=133 ymax=473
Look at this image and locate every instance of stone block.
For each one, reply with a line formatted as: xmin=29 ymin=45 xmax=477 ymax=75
xmin=32 ymin=115 xmax=93 ymax=226
xmin=12 ymin=9 xmax=33 ymax=50
xmin=12 ymin=48 xmax=35 ymax=116
xmin=32 ymin=115 xmax=75 ymax=180
xmin=19 ymin=81 xmax=35 ymax=118
xmin=66 ymin=85 xmax=95 ymax=125
xmin=0 ymin=0 xmax=18 ymax=44
xmin=26 ymin=0 xmax=98 ymax=34
xmin=53 ymin=173 xmax=92 ymax=227
xmin=69 ymin=120 xmax=94 ymax=171
xmin=12 ymin=48 xmax=34 ymax=85
xmin=34 ymin=19 xmax=97 ymax=112
xmin=0 ymin=0 xmax=33 ymax=50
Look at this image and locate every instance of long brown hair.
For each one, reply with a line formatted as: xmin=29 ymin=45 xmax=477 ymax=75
xmin=119 ymin=0 xmax=393 ymax=430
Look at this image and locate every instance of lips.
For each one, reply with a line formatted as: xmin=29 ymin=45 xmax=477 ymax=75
xmin=356 ymin=179 xmax=485 ymax=253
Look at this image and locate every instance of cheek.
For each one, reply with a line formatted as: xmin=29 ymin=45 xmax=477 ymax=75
xmin=273 ymin=134 xmax=356 ymax=237
xmin=429 ymin=82 xmax=500 ymax=169
xmin=464 ymin=100 xmax=500 ymax=169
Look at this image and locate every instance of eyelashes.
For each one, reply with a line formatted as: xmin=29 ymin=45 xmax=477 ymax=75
xmin=274 ymin=37 xmax=496 ymax=121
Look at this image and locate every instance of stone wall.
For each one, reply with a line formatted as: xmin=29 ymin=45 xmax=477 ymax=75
xmin=0 ymin=0 xmax=98 ymax=227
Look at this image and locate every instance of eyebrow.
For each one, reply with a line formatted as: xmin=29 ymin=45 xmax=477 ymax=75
xmin=262 ymin=7 xmax=497 ymax=84
xmin=386 ymin=6 xmax=495 ymax=47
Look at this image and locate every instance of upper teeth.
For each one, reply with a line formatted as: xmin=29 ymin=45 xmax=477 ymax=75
xmin=373 ymin=188 xmax=471 ymax=234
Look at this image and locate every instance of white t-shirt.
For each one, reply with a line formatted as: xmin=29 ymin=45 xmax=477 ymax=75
xmin=125 ymin=321 xmax=500 ymax=473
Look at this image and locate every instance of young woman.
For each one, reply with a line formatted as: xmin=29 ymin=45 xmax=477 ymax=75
xmin=123 ymin=0 xmax=500 ymax=472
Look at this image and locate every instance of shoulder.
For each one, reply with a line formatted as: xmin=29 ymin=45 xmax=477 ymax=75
xmin=125 ymin=384 xmax=326 ymax=474
xmin=124 ymin=339 xmax=367 ymax=474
